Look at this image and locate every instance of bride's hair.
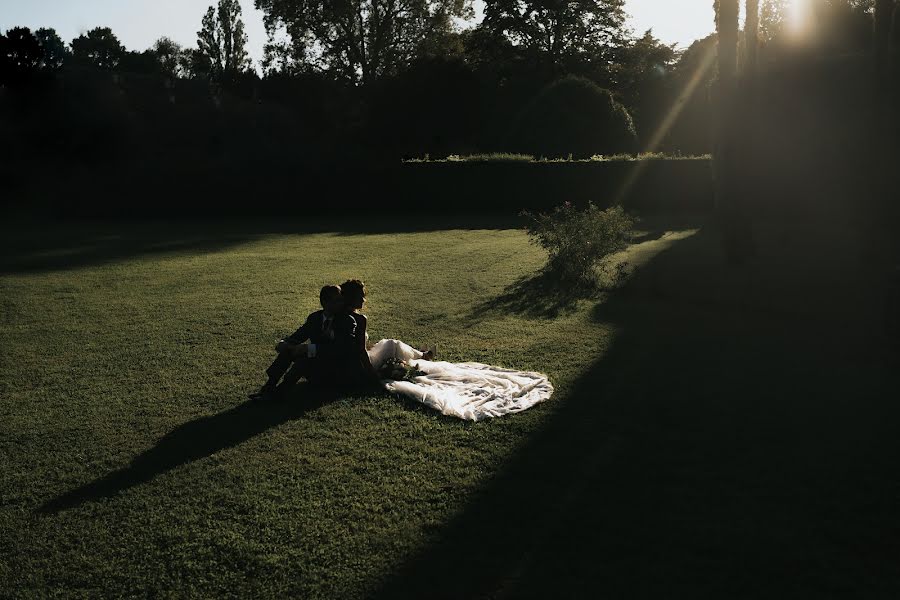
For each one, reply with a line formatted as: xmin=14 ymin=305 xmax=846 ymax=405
xmin=340 ymin=279 xmax=366 ymax=310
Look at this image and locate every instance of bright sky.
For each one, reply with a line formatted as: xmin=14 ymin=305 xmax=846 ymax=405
xmin=0 ymin=0 xmax=717 ymax=69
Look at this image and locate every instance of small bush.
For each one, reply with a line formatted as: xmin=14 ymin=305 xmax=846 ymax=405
xmin=521 ymin=202 xmax=635 ymax=288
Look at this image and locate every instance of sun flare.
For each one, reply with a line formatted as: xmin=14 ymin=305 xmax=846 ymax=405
xmin=786 ymin=0 xmax=815 ymax=36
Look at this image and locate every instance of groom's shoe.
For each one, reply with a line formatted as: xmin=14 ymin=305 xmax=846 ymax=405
xmin=248 ymin=382 xmax=277 ymax=401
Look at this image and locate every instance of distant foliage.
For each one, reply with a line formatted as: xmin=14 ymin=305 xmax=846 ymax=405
xmin=0 ymin=27 xmax=43 ymax=85
xmin=71 ymin=27 xmax=125 ymax=70
xmin=511 ymin=76 xmax=637 ymax=159
xmin=34 ymin=28 xmax=68 ymax=71
xmin=197 ymin=0 xmax=252 ymax=82
xmin=255 ymin=0 xmax=471 ymax=85
xmin=483 ymin=0 xmax=628 ymax=67
xmin=522 ymin=202 xmax=634 ymax=288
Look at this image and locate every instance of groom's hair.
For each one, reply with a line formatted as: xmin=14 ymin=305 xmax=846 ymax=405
xmin=319 ymin=285 xmax=342 ymax=307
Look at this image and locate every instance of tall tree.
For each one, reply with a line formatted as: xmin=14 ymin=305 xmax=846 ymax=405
xmin=482 ymin=0 xmax=628 ymax=67
xmin=34 ymin=28 xmax=68 ymax=71
xmin=874 ymin=0 xmax=895 ymax=81
xmin=714 ymin=0 xmax=752 ymax=263
xmin=71 ymin=27 xmax=125 ymax=69
xmin=197 ymin=0 xmax=252 ymax=81
xmin=254 ymin=0 xmax=473 ymax=85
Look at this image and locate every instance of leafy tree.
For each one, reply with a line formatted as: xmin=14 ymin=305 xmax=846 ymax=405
xmin=181 ymin=47 xmax=214 ymax=79
xmin=760 ymin=0 xmax=789 ymax=41
xmin=197 ymin=0 xmax=252 ymax=82
xmin=482 ymin=0 xmax=629 ymax=67
xmin=510 ymin=75 xmax=637 ymax=158
xmin=0 ymin=27 xmax=43 ymax=84
xmin=154 ymin=37 xmax=185 ymax=79
xmin=254 ymin=0 xmax=473 ymax=85
xmin=611 ymin=30 xmax=677 ymax=111
xmin=71 ymin=27 xmax=125 ymax=69
xmin=35 ymin=28 xmax=68 ymax=71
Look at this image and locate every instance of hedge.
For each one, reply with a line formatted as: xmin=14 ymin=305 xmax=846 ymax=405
xmin=5 ymin=158 xmax=714 ymax=217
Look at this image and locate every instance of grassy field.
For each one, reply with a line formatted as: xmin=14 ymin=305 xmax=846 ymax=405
xmin=1 ymin=216 xmax=899 ymax=598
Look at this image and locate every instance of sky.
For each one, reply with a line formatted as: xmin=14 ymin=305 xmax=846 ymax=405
xmin=0 ymin=0 xmax=717 ymax=69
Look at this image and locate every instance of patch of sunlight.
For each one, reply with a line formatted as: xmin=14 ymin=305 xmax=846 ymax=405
xmin=616 ymin=228 xmax=700 ymax=273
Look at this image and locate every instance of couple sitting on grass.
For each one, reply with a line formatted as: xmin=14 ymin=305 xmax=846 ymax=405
xmin=249 ymin=279 xmax=433 ymax=401
xmin=251 ymin=279 xmax=555 ymax=421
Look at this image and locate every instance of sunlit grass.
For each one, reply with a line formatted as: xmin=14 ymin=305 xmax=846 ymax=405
xmin=0 ymin=221 xmax=638 ymax=597
xmin=3 ymin=216 xmax=895 ymax=597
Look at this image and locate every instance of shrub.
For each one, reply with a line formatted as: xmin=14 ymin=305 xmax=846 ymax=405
xmin=510 ymin=75 xmax=638 ymax=159
xmin=521 ymin=202 xmax=635 ymax=288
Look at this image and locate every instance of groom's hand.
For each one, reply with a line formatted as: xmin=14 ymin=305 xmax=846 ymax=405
xmin=276 ymin=340 xmax=294 ymax=353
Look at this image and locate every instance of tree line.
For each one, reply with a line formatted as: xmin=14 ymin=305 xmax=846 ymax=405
xmin=1 ymin=0 xmax=897 ymax=166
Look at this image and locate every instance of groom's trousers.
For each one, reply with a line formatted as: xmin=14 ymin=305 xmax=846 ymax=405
xmin=266 ymin=349 xmax=328 ymax=387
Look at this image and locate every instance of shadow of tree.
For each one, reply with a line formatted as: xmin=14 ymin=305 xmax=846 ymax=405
xmin=468 ymin=269 xmax=599 ymax=320
xmin=466 ymin=223 xmax=677 ymax=321
xmin=37 ymin=384 xmax=347 ymax=514
xmin=373 ymin=226 xmax=900 ymax=598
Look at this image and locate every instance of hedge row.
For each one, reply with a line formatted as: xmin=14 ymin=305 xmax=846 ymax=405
xmin=6 ymin=158 xmax=714 ymax=217
xmin=395 ymin=160 xmax=713 ymax=214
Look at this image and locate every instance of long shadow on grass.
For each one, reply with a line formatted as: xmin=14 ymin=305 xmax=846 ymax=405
xmin=1 ymin=215 xmax=521 ymax=275
xmin=38 ymin=385 xmax=349 ymax=514
xmin=373 ymin=227 xmax=900 ymax=598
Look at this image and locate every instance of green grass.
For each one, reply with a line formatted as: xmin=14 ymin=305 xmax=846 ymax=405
xmin=2 ymin=217 xmax=899 ymax=598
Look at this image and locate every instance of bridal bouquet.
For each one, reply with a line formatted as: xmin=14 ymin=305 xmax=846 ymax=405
xmin=378 ymin=358 xmax=424 ymax=382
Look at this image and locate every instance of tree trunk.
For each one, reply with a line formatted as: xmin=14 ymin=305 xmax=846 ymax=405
xmin=745 ymin=0 xmax=759 ymax=77
xmin=875 ymin=0 xmax=894 ymax=84
xmin=715 ymin=0 xmax=752 ymax=264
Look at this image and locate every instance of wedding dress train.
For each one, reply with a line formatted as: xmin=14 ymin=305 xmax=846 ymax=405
xmin=366 ymin=339 xmax=554 ymax=422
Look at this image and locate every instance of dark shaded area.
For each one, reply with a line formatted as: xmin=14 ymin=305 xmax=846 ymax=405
xmin=37 ymin=384 xmax=343 ymax=514
xmin=374 ymin=227 xmax=900 ymax=599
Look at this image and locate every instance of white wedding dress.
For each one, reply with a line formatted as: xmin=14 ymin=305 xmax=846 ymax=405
xmin=366 ymin=339 xmax=554 ymax=422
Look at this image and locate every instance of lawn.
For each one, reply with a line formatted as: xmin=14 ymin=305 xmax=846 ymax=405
xmin=1 ymin=216 xmax=899 ymax=598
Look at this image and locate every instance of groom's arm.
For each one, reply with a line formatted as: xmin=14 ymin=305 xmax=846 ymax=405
xmin=276 ymin=314 xmax=314 ymax=353
xmin=285 ymin=314 xmax=314 ymax=344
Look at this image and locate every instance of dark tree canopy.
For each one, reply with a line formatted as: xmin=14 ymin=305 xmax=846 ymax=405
xmin=0 ymin=27 xmax=44 ymax=84
xmin=510 ymin=75 xmax=637 ymax=158
xmin=35 ymin=28 xmax=68 ymax=71
xmin=254 ymin=0 xmax=473 ymax=84
xmin=482 ymin=0 xmax=629 ymax=66
xmin=119 ymin=50 xmax=162 ymax=75
xmin=154 ymin=37 xmax=185 ymax=79
xmin=197 ymin=0 xmax=252 ymax=81
xmin=71 ymin=27 xmax=126 ymax=69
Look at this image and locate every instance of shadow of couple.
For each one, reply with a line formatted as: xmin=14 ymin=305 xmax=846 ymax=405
xmin=36 ymin=384 xmax=355 ymax=515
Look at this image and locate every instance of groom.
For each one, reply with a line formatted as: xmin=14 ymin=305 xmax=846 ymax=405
xmin=250 ymin=284 xmax=358 ymax=400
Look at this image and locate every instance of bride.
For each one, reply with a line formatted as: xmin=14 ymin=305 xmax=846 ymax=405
xmin=339 ymin=280 xmax=553 ymax=422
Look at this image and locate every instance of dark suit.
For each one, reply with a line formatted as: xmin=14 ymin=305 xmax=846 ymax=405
xmin=266 ymin=310 xmax=357 ymax=387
